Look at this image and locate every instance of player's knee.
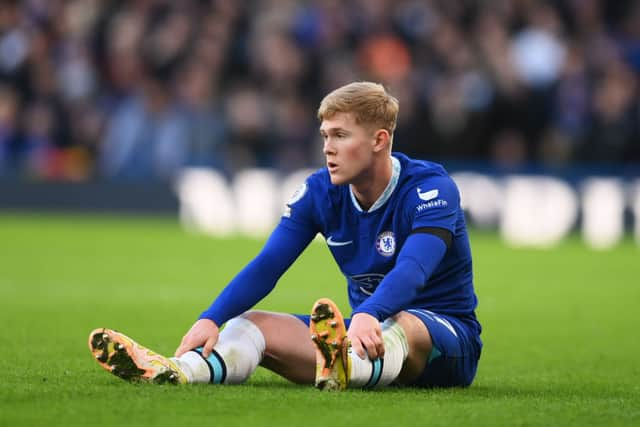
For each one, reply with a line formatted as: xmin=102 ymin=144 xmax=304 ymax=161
xmin=392 ymin=311 xmax=432 ymax=354
xmin=238 ymin=310 xmax=271 ymax=326
xmin=236 ymin=311 xmax=287 ymax=350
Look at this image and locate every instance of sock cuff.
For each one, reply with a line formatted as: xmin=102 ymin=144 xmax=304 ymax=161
xmin=193 ymin=348 xmax=227 ymax=384
xmin=365 ymin=358 xmax=384 ymax=388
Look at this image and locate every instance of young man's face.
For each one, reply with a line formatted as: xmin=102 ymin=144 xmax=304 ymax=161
xmin=320 ymin=112 xmax=376 ymax=185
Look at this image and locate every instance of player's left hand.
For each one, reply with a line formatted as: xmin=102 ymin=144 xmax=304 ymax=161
xmin=347 ymin=313 xmax=384 ymax=360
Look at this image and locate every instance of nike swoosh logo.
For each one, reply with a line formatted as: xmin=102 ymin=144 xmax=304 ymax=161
xmin=326 ymin=236 xmax=353 ymax=247
xmin=417 ymin=188 xmax=439 ymax=201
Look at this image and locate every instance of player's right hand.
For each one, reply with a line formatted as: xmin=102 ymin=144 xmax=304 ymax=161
xmin=175 ymin=318 xmax=219 ymax=358
xmin=347 ymin=312 xmax=384 ymax=360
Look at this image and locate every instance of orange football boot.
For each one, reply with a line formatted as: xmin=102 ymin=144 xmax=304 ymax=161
xmin=310 ymin=298 xmax=351 ymax=391
xmin=88 ymin=328 xmax=187 ymax=384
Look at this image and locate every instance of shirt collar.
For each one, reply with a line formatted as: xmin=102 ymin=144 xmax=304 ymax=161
xmin=349 ymin=155 xmax=401 ymax=213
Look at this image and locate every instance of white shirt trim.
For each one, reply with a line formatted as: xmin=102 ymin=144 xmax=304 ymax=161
xmin=349 ymin=156 xmax=401 ymax=213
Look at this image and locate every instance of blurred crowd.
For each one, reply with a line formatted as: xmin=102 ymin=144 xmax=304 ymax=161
xmin=0 ymin=0 xmax=639 ymax=181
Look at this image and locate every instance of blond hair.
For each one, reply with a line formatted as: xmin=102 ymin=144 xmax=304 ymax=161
xmin=317 ymin=82 xmax=399 ymax=135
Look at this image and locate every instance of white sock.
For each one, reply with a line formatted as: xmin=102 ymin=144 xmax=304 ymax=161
xmin=348 ymin=318 xmax=409 ymax=388
xmin=171 ymin=317 xmax=266 ymax=384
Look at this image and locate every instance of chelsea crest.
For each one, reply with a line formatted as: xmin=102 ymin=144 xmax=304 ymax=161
xmin=376 ymin=231 xmax=396 ymax=257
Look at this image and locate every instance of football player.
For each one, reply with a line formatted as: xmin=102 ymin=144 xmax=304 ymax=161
xmin=90 ymin=81 xmax=482 ymax=390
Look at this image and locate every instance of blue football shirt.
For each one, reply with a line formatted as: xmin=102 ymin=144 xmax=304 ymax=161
xmin=201 ymin=152 xmax=480 ymax=338
xmin=280 ymin=152 xmax=479 ymax=332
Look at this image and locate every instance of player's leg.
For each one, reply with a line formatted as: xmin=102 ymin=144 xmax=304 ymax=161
xmin=173 ymin=315 xmax=267 ymax=384
xmin=310 ymin=299 xmax=481 ymax=389
xmin=351 ymin=312 xmax=430 ymax=387
xmin=171 ymin=311 xmax=315 ymax=384
xmin=350 ymin=308 xmax=481 ymax=387
xmin=400 ymin=309 xmax=481 ymax=387
xmin=175 ymin=311 xmax=315 ymax=384
xmin=90 ymin=315 xmax=267 ymax=385
xmin=390 ymin=310 xmax=433 ymax=385
xmin=90 ymin=311 xmax=316 ymax=385
xmin=241 ymin=311 xmax=316 ymax=384
xmin=309 ymin=298 xmax=414 ymax=389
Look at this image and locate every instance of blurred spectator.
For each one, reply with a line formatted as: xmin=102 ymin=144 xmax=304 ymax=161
xmin=224 ymin=83 xmax=274 ymax=171
xmin=0 ymin=84 xmax=19 ymax=174
xmin=175 ymin=59 xmax=228 ymax=173
xmin=0 ymin=0 xmax=639 ymax=181
xmin=583 ymin=59 xmax=639 ymax=163
xmin=270 ymin=92 xmax=316 ymax=172
xmin=100 ymin=67 xmax=190 ymax=180
xmin=510 ymin=2 xmax=566 ymax=89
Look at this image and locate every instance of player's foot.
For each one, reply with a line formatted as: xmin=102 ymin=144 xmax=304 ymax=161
xmin=88 ymin=328 xmax=187 ymax=384
xmin=310 ymin=298 xmax=350 ymax=391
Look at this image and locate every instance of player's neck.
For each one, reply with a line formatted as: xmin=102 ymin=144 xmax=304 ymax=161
xmin=350 ymin=155 xmax=393 ymax=211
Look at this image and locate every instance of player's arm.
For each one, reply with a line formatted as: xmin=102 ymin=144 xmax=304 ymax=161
xmin=199 ymin=222 xmax=316 ymax=325
xmin=177 ymin=176 xmax=321 ymax=357
xmin=175 ymin=222 xmax=316 ymax=357
xmin=353 ymin=231 xmax=449 ymax=320
xmin=348 ymin=231 xmax=449 ymax=359
xmin=349 ymin=175 xmax=458 ymax=359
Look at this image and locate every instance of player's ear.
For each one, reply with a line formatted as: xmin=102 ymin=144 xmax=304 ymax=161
xmin=372 ymin=129 xmax=391 ymax=153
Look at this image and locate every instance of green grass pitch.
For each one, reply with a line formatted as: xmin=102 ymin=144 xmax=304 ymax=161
xmin=0 ymin=214 xmax=638 ymax=427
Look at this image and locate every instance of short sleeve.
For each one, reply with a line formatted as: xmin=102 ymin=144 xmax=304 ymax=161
xmin=405 ymin=176 xmax=460 ymax=233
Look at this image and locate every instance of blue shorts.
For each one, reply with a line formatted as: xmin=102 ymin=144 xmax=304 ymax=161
xmin=294 ymin=309 xmax=482 ymax=388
